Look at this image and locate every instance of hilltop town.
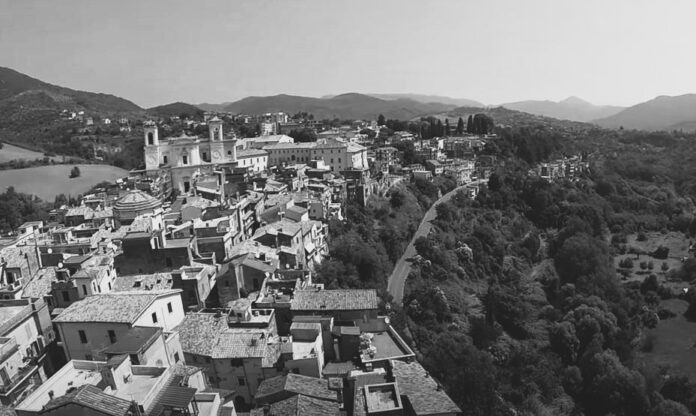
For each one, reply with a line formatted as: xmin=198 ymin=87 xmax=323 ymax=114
xmin=0 ymin=110 xmax=512 ymax=416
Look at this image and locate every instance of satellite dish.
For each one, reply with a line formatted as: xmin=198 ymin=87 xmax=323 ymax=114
xmin=47 ymin=248 xmax=53 ymax=254
xmin=57 ymin=262 xmax=63 ymax=269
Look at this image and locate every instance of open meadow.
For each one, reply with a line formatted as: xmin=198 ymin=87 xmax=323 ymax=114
xmin=0 ymin=164 xmax=128 ymax=201
xmin=0 ymin=142 xmax=56 ymax=163
xmin=639 ymin=299 xmax=696 ymax=381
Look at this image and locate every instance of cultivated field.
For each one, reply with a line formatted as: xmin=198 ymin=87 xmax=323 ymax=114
xmin=0 ymin=142 xmax=55 ymax=163
xmin=0 ymin=164 xmax=128 ymax=201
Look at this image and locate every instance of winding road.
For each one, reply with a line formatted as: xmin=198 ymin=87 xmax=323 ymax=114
xmin=387 ymin=182 xmax=480 ymax=305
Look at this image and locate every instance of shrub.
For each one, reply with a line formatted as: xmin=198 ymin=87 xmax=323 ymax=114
xmin=653 ymin=246 xmax=670 ymax=260
xmin=662 ymin=262 xmax=670 ymax=272
xmin=637 ymin=232 xmax=648 ymax=242
xmin=619 ymin=257 xmax=634 ymax=269
xmin=640 ymin=261 xmax=648 ymax=270
xmin=69 ymin=166 xmax=81 ymax=178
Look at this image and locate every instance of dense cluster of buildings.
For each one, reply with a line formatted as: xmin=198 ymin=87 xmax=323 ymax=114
xmin=533 ymin=155 xmax=589 ymax=181
xmin=0 ymin=116 xmax=464 ymax=415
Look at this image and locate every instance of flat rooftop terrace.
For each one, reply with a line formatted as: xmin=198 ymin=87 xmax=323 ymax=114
xmin=364 ymin=383 xmax=403 ymax=413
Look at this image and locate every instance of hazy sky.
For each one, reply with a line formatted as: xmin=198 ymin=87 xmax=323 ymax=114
xmin=1 ymin=0 xmax=695 ymax=108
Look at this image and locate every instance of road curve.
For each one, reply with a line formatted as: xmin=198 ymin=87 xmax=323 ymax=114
xmin=387 ymin=183 xmax=474 ymax=305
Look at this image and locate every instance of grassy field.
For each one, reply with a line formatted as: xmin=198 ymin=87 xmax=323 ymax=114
xmin=613 ymin=232 xmax=690 ymax=284
xmin=0 ymin=142 xmax=55 ymax=163
xmin=0 ymin=164 xmax=128 ymax=201
xmin=639 ymin=299 xmax=696 ymax=380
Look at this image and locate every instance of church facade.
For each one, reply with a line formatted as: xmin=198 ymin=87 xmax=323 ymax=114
xmin=143 ymin=117 xmax=239 ymax=193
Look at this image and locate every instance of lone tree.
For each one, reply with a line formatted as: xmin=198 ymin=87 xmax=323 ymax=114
xmin=377 ymin=114 xmax=386 ymax=126
xmin=466 ymin=115 xmax=473 ymax=133
xmin=456 ymin=117 xmax=464 ymax=134
xmin=69 ymin=166 xmax=81 ymax=178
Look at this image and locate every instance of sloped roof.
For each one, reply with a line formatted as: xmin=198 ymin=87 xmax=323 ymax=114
xmin=390 ymin=360 xmax=461 ymax=415
xmin=255 ymin=373 xmax=337 ymax=403
xmin=250 ymin=394 xmax=339 ymax=416
xmin=21 ymin=267 xmax=57 ymax=298
xmin=54 ymin=290 xmax=181 ymax=324
xmin=41 ymin=385 xmax=132 ymax=416
xmin=176 ymin=313 xmax=272 ymax=359
xmin=291 ymin=289 xmax=378 ymax=311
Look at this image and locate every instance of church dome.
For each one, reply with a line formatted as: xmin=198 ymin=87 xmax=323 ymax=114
xmin=113 ymin=190 xmax=162 ymax=224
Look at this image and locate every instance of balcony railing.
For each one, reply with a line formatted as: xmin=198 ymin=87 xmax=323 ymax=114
xmin=0 ymin=338 xmax=18 ymax=363
xmin=0 ymin=363 xmax=37 ymax=394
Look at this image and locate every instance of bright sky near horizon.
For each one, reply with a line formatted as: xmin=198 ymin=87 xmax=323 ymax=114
xmin=1 ymin=0 xmax=695 ymax=108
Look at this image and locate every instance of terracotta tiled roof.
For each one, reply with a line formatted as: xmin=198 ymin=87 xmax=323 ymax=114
xmin=21 ymin=266 xmax=57 ymax=298
xmin=250 ymin=394 xmax=339 ymax=416
xmin=176 ymin=313 xmax=274 ymax=360
xmin=291 ymin=289 xmax=378 ymax=311
xmin=255 ymin=373 xmax=337 ymax=403
xmin=54 ymin=290 xmax=181 ymax=324
xmin=42 ymin=385 xmax=132 ymax=416
xmin=391 ymin=360 xmax=461 ymax=415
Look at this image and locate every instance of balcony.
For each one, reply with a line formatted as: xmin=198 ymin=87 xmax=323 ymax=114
xmin=0 ymin=338 xmax=18 ymax=363
xmin=0 ymin=362 xmax=38 ymax=394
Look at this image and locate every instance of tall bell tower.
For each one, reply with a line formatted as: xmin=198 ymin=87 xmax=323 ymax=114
xmin=144 ymin=121 xmax=160 ymax=170
xmin=209 ymin=117 xmax=226 ymax=164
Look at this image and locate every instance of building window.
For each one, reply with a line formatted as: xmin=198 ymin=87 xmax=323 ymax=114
xmin=62 ymin=291 xmax=70 ymax=302
xmin=238 ymin=377 xmax=246 ymax=386
xmin=85 ymin=354 xmax=93 ymax=361
xmin=82 ymin=285 xmax=88 ymax=296
xmin=174 ymin=352 xmax=180 ymax=363
xmin=167 ymin=302 xmax=173 ymax=313
xmin=182 ymin=155 xmax=188 ymax=165
xmin=78 ymin=330 xmax=88 ymax=344
xmin=108 ymin=282 xmax=112 ymax=291
xmin=108 ymin=330 xmax=117 ymax=344
xmin=152 ymin=312 xmax=158 ymax=324
xmin=163 ymin=155 xmax=168 ymax=164
xmin=228 ymin=150 xmax=232 ymax=155
xmin=231 ymin=358 xmax=243 ymax=367
xmin=147 ymin=132 xmax=154 ymax=145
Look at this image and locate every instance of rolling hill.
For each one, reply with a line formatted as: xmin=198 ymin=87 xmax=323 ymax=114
xmin=147 ymin=102 xmax=203 ymax=119
xmin=501 ymin=96 xmax=624 ymax=122
xmin=0 ymin=67 xmax=146 ymax=164
xmin=0 ymin=67 xmax=142 ymax=113
xmin=594 ymin=94 xmax=696 ymax=131
xmin=216 ymin=93 xmax=458 ymax=120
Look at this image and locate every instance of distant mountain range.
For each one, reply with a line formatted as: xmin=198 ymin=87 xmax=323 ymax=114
xmin=365 ymin=93 xmax=484 ymax=108
xmin=2 ymin=64 xmax=696 ymax=144
xmin=594 ymin=94 xmax=696 ymax=131
xmin=501 ymin=96 xmax=624 ymax=122
xmin=200 ymin=93 xmax=459 ymax=120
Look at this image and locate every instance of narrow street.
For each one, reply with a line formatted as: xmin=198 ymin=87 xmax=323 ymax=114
xmin=387 ymin=182 xmax=478 ymax=305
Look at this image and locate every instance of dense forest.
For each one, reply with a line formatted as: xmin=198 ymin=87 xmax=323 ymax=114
xmin=318 ymin=121 xmax=696 ymax=415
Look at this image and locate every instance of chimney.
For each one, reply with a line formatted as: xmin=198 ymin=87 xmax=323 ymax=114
xmin=48 ymin=390 xmax=54 ymax=400
xmin=263 ymin=403 xmax=271 ymax=416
